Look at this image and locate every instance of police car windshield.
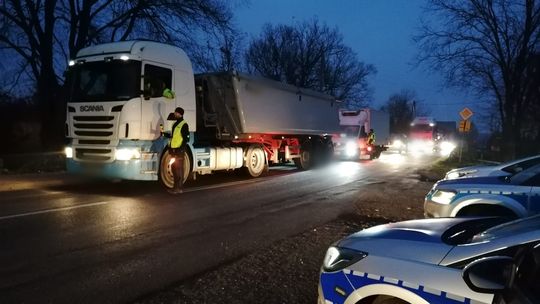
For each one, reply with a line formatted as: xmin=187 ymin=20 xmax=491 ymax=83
xmin=69 ymin=60 xmax=141 ymax=102
xmin=472 ymin=215 xmax=540 ymax=243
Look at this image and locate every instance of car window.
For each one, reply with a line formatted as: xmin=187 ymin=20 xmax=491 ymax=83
xmin=510 ymin=164 xmax=540 ymax=185
xmin=514 ymin=244 xmax=540 ymax=300
xmin=502 ymin=157 xmax=540 ymax=174
xmin=522 ymin=174 xmax=540 ymax=187
xmin=472 ymin=215 xmax=540 ymax=242
xmin=144 ymin=64 xmax=173 ymax=98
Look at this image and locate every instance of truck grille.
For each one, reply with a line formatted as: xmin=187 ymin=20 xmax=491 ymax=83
xmin=72 ymin=115 xmax=117 ymax=162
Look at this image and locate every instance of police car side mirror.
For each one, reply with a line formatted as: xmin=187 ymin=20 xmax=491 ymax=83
xmin=462 ymin=256 xmax=515 ymax=294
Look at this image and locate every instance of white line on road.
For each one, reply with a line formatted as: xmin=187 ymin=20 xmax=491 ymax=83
xmin=0 ymin=201 xmax=109 ymax=220
xmin=183 ymin=178 xmax=267 ymax=193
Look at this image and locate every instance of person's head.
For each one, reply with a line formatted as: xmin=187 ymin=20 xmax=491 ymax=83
xmin=370 ymin=129 xmax=374 ymax=133
xmin=174 ymin=107 xmax=184 ymax=119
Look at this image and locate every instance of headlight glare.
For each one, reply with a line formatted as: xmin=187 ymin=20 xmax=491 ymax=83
xmin=115 ymin=148 xmax=141 ymax=161
xmin=431 ymin=190 xmax=456 ymax=204
xmin=345 ymin=141 xmax=357 ymax=157
xmin=65 ymin=147 xmax=73 ymax=158
xmin=323 ymin=246 xmax=368 ymax=272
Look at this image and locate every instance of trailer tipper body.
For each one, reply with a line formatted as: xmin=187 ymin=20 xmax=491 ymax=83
xmin=65 ymin=41 xmax=340 ymax=188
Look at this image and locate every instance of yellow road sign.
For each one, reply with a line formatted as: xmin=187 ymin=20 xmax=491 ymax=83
xmin=459 ymin=107 xmax=473 ymax=120
xmin=459 ymin=120 xmax=471 ymax=132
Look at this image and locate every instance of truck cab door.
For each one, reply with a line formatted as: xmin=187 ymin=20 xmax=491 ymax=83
xmin=142 ymin=63 xmax=175 ymax=140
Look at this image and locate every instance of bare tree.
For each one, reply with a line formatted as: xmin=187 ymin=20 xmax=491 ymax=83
xmin=416 ymin=0 xmax=540 ymax=159
xmin=245 ymin=19 xmax=376 ymax=107
xmin=380 ymin=89 xmax=429 ymax=135
xmin=0 ymin=0 xmax=234 ymax=147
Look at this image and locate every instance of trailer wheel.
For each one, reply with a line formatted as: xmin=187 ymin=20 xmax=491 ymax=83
xmin=294 ymin=141 xmax=312 ymax=170
xmin=159 ymin=149 xmax=191 ymax=189
xmin=243 ymin=145 xmax=266 ymax=178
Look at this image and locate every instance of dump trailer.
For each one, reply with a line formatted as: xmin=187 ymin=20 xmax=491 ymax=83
xmin=333 ymin=109 xmax=389 ymax=160
xmin=64 ymin=41 xmax=340 ymax=188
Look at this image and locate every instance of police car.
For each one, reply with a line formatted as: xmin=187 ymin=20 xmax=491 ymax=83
xmin=319 ymin=215 xmax=540 ymax=304
xmin=425 ymin=163 xmax=540 ymax=218
xmin=444 ymin=155 xmax=540 ymax=180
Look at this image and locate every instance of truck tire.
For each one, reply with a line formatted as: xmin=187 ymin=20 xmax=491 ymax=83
xmin=294 ymin=141 xmax=312 ymax=170
xmin=243 ymin=145 xmax=267 ymax=178
xmin=159 ymin=149 xmax=191 ymax=189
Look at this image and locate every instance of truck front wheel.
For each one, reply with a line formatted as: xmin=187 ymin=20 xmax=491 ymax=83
xmin=159 ymin=149 xmax=191 ymax=189
xmin=243 ymin=145 xmax=267 ymax=178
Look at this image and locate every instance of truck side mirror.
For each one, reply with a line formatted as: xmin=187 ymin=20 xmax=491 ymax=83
xmin=462 ymin=256 xmax=515 ymax=294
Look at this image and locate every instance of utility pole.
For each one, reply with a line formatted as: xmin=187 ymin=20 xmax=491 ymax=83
xmin=412 ymin=100 xmax=416 ymax=117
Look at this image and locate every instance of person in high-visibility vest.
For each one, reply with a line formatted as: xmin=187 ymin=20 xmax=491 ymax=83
xmin=166 ymin=107 xmax=189 ymax=194
xmin=367 ymin=129 xmax=376 ymax=145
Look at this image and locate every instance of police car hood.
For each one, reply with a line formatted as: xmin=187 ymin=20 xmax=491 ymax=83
xmin=446 ymin=164 xmax=501 ymax=178
xmin=437 ymin=175 xmax=506 ymax=187
xmin=337 ymin=218 xmax=475 ymax=265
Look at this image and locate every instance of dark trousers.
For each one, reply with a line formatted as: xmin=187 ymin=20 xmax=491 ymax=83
xmin=171 ymin=149 xmax=185 ymax=190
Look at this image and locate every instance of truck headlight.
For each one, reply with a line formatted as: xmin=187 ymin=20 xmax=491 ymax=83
xmin=323 ymin=246 xmax=367 ymax=272
xmin=65 ymin=147 xmax=73 ymax=158
xmin=115 ymin=148 xmax=141 ymax=161
xmin=345 ymin=141 xmax=357 ymax=157
xmin=431 ymin=190 xmax=456 ymax=204
xmin=392 ymin=139 xmax=403 ymax=148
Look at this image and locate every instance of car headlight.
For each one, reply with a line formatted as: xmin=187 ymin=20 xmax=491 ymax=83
xmin=115 ymin=148 xmax=141 ymax=161
xmin=446 ymin=171 xmax=460 ymax=179
xmin=431 ymin=190 xmax=457 ymax=204
xmin=392 ymin=139 xmax=403 ymax=148
xmin=345 ymin=141 xmax=358 ymax=157
xmin=65 ymin=147 xmax=73 ymax=158
xmin=323 ymin=246 xmax=367 ymax=272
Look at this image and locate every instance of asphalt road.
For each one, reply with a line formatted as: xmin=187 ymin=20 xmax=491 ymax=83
xmin=0 ymin=153 xmax=435 ymax=303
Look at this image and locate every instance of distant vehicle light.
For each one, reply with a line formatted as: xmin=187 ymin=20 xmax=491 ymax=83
xmin=68 ymin=60 xmax=75 ymax=66
xmin=392 ymin=139 xmax=403 ymax=148
xmin=440 ymin=141 xmax=456 ymax=156
xmin=115 ymin=148 xmax=141 ymax=161
xmin=367 ymin=146 xmax=373 ymax=152
xmin=429 ymin=123 xmax=435 ymax=127
xmin=120 ymin=55 xmax=130 ymax=61
xmin=65 ymin=147 xmax=73 ymax=158
xmin=345 ymin=141 xmax=357 ymax=157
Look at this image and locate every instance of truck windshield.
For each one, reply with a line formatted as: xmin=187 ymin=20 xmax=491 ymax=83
xmin=69 ymin=60 xmax=141 ymax=102
xmin=411 ymin=124 xmax=433 ymax=132
xmin=340 ymin=126 xmax=360 ymax=137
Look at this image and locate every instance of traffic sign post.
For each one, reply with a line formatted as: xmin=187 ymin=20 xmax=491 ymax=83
xmin=458 ymin=107 xmax=474 ymax=162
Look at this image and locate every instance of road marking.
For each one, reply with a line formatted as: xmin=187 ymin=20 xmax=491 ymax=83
xmin=0 ymin=201 xmax=109 ymax=220
xmin=183 ymin=178 xmax=269 ymax=193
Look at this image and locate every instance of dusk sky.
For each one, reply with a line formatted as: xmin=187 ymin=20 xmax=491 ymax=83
xmin=235 ymin=0 xmax=480 ymax=124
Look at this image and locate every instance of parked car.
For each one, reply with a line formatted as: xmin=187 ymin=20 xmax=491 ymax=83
xmin=462 ymin=243 xmax=540 ymax=304
xmin=444 ymin=154 xmax=540 ymax=180
xmin=425 ymin=163 xmax=540 ymax=218
xmin=318 ymin=215 xmax=540 ymax=304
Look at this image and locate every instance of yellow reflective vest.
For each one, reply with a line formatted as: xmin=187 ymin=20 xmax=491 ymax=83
xmin=171 ymin=120 xmax=187 ymax=148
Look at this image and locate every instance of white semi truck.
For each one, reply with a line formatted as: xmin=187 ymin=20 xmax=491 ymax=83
xmin=333 ymin=109 xmax=390 ymax=160
xmin=64 ymin=41 xmax=340 ymax=188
